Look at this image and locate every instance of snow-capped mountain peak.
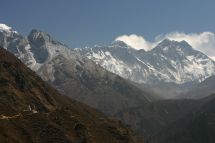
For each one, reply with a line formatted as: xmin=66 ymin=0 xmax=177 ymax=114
xmin=155 ymin=39 xmax=193 ymax=51
xmin=0 ymin=27 xmax=86 ymax=82
xmin=27 ymin=29 xmax=74 ymax=65
xmin=111 ymin=40 xmax=133 ymax=49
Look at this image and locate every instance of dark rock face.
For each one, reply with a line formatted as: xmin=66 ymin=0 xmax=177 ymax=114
xmin=28 ymin=29 xmax=50 ymax=63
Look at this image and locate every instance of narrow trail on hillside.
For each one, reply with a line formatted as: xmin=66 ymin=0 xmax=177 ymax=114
xmin=0 ymin=110 xmax=39 ymax=120
xmin=0 ymin=113 xmax=22 ymax=120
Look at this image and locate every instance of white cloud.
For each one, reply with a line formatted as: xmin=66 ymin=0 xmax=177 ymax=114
xmin=115 ymin=34 xmax=153 ymax=50
xmin=115 ymin=32 xmax=215 ymax=59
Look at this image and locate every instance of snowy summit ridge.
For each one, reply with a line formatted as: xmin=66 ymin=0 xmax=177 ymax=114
xmin=77 ymin=39 xmax=215 ymax=84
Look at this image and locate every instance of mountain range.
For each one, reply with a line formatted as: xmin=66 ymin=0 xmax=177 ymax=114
xmin=0 ymin=24 xmax=155 ymax=117
xmin=1 ymin=23 xmax=215 ymax=143
xmin=1 ymin=24 xmax=215 ymax=100
xmin=76 ymin=39 xmax=215 ymax=85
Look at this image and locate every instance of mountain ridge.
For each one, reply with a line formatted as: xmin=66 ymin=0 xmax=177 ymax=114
xmin=77 ymin=39 xmax=215 ymax=85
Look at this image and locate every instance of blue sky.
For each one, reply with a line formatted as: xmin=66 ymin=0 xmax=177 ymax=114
xmin=0 ymin=0 xmax=215 ymax=49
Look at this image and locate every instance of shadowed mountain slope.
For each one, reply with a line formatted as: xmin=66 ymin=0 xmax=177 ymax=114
xmin=114 ymin=99 xmax=201 ymax=139
xmin=150 ymin=94 xmax=215 ymax=143
xmin=181 ymin=75 xmax=215 ymax=99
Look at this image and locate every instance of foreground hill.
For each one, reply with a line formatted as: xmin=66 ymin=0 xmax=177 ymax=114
xmin=0 ymin=48 xmax=143 ymax=143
